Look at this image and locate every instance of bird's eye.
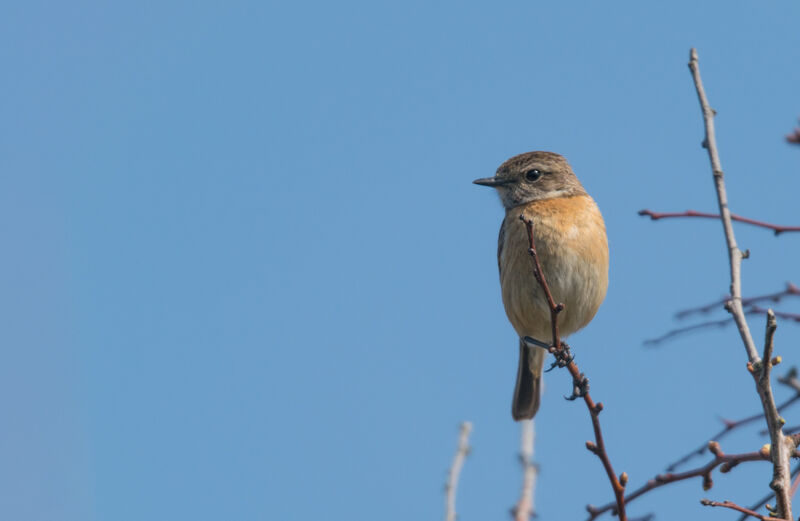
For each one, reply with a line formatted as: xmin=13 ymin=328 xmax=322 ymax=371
xmin=525 ymin=169 xmax=542 ymax=181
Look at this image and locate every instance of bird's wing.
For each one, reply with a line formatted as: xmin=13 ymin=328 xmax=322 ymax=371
xmin=497 ymin=217 xmax=506 ymax=277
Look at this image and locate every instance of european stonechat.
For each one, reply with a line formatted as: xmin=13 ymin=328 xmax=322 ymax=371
xmin=474 ymin=151 xmax=608 ymax=420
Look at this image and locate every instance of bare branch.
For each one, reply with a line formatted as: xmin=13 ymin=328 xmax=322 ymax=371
xmin=638 ymin=209 xmax=800 ymax=235
xmin=512 ymin=419 xmax=538 ymax=521
xmin=445 ymin=422 xmax=472 ymax=521
xmin=700 ymin=499 xmax=784 ymax=521
xmin=688 ymin=48 xmax=794 ymax=519
xmin=587 ymin=442 xmax=799 ymax=520
xmin=665 ymin=388 xmax=800 ymax=472
xmin=687 ymin=47 xmax=759 ymax=361
xmin=645 ymin=305 xmax=800 ymax=347
xmin=520 ymin=214 xmax=627 ymax=521
xmin=643 ymin=316 xmax=736 ymax=346
xmin=749 ymin=305 xmax=800 ymax=323
xmin=675 ymin=283 xmax=800 ymax=320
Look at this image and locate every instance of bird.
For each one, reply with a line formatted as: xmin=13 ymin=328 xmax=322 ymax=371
xmin=474 ymin=151 xmax=608 ymax=420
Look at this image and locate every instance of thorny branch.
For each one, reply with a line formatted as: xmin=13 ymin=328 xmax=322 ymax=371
xmin=689 ymin=47 xmax=794 ymax=519
xmin=519 ymin=214 xmax=627 ymax=521
xmin=638 ymin=209 xmax=800 ymax=235
xmin=444 ymin=422 xmax=472 ymax=521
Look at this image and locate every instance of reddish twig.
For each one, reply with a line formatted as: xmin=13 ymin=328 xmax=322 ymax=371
xmin=643 ymin=316 xmax=737 ymax=346
xmin=587 ymin=442 xmax=798 ymax=520
xmin=645 ymin=284 xmax=800 ymax=346
xmin=675 ymin=283 xmax=800 ymax=320
xmin=665 ymin=392 xmax=800 ymax=472
xmin=749 ymin=305 xmax=800 ymax=323
xmin=519 ymin=214 xmax=627 ymax=521
xmin=645 ymin=306 xmax=800 ymax=346
xmin=638 ymin=209 xmax=800 ymax=235
xmin=700 ymin=499 xmax=784 ymax=521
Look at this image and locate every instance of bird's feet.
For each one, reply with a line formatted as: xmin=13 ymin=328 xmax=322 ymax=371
xmin=523 ymin=336 xmax=589 ymax=400
xmin=566 ymin=372 xmax=589 ymax=401
xmin=523 ymin=336 xmax=575 ymax=371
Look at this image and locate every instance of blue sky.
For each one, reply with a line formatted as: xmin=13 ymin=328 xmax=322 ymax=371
xmin=3 ymin=1 xmax=800 ymax=520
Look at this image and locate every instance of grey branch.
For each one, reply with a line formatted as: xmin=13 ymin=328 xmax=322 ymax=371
xmin=445 ymin=422 xmax=473 ymax=521
xmin=689 ymin=47 xmax=794 ymax=519
xmin=512 ymin=419 xmax=538 ymax=521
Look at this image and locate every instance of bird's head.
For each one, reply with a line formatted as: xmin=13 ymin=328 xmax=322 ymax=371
xmin=473 ymin=151 xmax=586 ymax=209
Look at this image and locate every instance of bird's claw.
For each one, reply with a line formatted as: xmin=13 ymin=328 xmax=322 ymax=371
xmin=565 ymin=373 xmax=589 ymax=401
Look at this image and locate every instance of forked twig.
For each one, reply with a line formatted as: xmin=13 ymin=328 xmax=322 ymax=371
xmin=664 ymin=373 xmax=800 ymax=471
xmin=587 ymin=442 xmax=800 ymax=520
xmin=689 ymin=47 xmax=793 ymax=519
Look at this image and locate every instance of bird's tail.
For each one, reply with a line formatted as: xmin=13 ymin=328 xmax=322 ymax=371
xmin=512 ymin=338 xmax=544 ymax=420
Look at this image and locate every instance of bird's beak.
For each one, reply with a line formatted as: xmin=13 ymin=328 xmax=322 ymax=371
xmin=473 ymin=176 xmax=512 ymax=187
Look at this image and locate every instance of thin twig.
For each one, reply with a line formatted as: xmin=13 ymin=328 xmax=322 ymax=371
xmin=643 ymin=316 xmax=736 ymax=346
xmin=445 ymin=422 xmax=472 ymax=521
xmin=689 ymin=48 xmax=793 ymax=519
xmin=512 ymin=419 xmax=538 ymax=521
xmin=520 ymin=214 xmax=627 ymax=521
xmin=645 ymin=284 xmax=800 ymax=346
xmin=638 ymin=209 xmax=800 ymax=235
xmin=688 ymin=47 xmax=758 ymax=361
xmin=675 ymin=283 xmax=800 ymax=319
xmin=644 ymin=306 xmax=800 ymax=346
xmin=587 ymin=442 xmax=799 ymax=520
xmin=664 ymin=392 xmax=800 ymax=472
xmin=749 ymin=305 xmax=800 ymax=323
xmin=700 ymin=499 xmax=784 ymax=521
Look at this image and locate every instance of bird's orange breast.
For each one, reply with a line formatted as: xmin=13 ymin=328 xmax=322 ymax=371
xmin=498 ymin=195 xmax=609 ymax=342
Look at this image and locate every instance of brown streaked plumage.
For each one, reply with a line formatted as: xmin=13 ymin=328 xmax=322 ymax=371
xmin=474 ymin=151 xmax=609 ymax=420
